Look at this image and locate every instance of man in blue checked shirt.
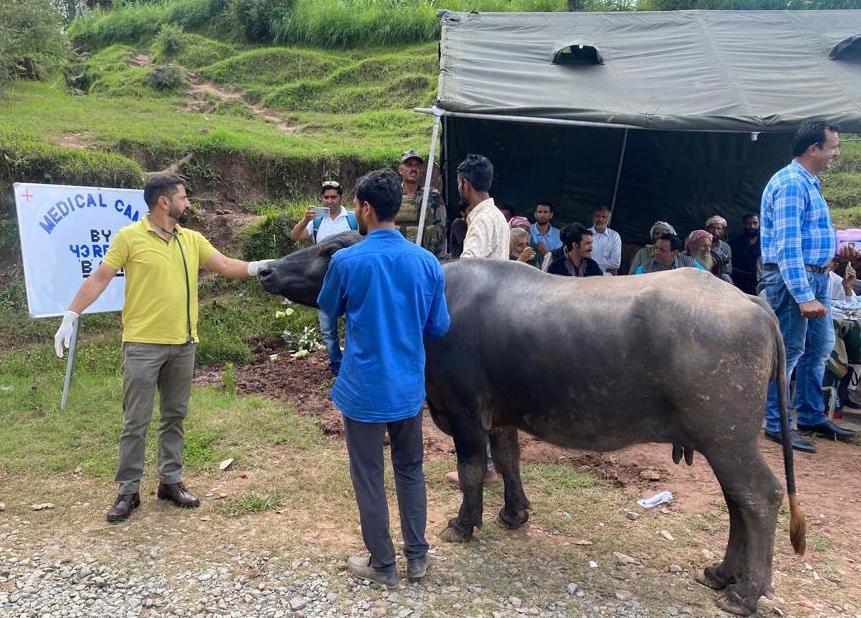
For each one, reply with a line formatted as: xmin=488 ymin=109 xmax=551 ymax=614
xmin=761 ymin=120 xmax=858 ymax=453
xmin=318 ymin=169 xmax=450 ymax=587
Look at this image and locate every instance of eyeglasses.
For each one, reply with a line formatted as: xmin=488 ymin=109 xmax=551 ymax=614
xmin=321 ymin=181 xmax=341 ymax=189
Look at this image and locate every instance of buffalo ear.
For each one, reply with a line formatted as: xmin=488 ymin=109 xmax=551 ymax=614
xmin=320 ymin=244 xmax=341 ymax=258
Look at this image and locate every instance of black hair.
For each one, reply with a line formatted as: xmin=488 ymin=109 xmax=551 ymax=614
xmin=456 ymin=154 xmax=493 ymax=192
xmin=355 ymin=169 xmax=402 ymax=222
xmin=658 ymin=233 xmax=683 ymax=253
xmin=535 ymin=201 xmax=554 ymax=212
xmin=792 ymin=120 xmax=839 ymax=158
xmin=321 ymin=182 xmax=343 ymax=196
xmin=742 ymin=213 xmax=759 ymax=223
xmin=143 ymin=173 xmax=183 ymax=211
xmin=561 ymin=223 xmax=592 ymax=250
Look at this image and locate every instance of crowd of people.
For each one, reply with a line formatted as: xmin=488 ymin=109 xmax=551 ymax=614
xmin=50 ymin=119 xmax=857 ymax=589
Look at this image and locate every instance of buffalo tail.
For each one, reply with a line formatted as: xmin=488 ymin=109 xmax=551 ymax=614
xmin=772 ymin=308 xmax=806 ymax=555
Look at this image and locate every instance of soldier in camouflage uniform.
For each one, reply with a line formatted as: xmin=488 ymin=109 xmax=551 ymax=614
xmin=395 ymin=150 xmax=448 ymax=259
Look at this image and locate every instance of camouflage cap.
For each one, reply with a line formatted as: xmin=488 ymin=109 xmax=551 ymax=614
xmin=400 ymin=149 xmax=424 ymax=164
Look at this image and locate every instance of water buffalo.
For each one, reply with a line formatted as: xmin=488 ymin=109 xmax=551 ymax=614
xmin=258 ymin=232 xmax=804 ymax=616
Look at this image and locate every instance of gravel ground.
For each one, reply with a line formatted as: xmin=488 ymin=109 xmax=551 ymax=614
xmin=0 ymin=544 xmax=692 ymax=618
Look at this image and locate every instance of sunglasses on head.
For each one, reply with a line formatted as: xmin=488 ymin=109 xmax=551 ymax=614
xmin=321 ymin=181 xmax=341 ymax=189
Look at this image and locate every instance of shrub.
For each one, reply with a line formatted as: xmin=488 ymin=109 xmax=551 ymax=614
xmin=0 ymin=0 xmax=68 ymax=85
xmin=154 ymin=23 xmax=186 ymax=59
xmin=146 ymin=64 xmax=186 ymax=92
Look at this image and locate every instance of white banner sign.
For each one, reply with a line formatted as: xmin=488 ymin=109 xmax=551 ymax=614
xmin=14 ymin=182 xmax=145 ymax=318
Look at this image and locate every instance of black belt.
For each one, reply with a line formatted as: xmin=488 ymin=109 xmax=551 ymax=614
xmin=762 ymin=263 xmax=828 ymax=274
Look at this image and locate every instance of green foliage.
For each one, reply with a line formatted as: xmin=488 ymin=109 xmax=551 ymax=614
xmin=154 ymin=23 xmax=186 ymax=59
xmin=146 ymin=63 xmax=186 ymax=92
xmin=168 ymin=33 xmax=235 ymax=69
xmin=0 ymin=0 xmax=69 ymax=85
xmin=240 ymin=210 xmax=304 ymax=261
xmin=216 ymin=490 xmax=283 ymax=516
xmin=0 ymin=133 xmax=143 ymax=232
xmin=221 ymin=361 xmax=237 ymax=397
xmin=68 ymin=0 xmax=568 ymax=50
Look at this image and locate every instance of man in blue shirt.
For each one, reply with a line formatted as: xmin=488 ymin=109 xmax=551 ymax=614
xmin=318 ymin=169 xmax=450 ymax=587
xmin=760 ymin=120 xmax=857 ymax=453
xmin=530 ymin=201 xmax=562 ymax=259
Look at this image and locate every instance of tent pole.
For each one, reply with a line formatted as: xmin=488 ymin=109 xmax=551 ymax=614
xmin=416 ymin=107 xmax=443 ymax=247
xmin=609 ymin=128 xmax=629 ymax=216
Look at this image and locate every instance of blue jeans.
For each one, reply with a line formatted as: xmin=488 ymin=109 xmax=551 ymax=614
xmin=763 ymin=268 xmax=834 ymax=432
xmin=318 ymin=310 xmax=342 ymax=374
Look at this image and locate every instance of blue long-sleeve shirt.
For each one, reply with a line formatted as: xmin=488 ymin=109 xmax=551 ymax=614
xmin=760 ymin=160 xmax=836 ymax=304
xmin=317 ymin=229 xmax=450 ymax=423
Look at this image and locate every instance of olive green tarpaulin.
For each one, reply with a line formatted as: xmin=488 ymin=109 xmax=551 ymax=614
xmin=433 ymin=10 xmax=861 ymax=244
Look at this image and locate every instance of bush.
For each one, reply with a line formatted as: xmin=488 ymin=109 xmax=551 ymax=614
xmin=146 ymin=64 xmax=186 ymax=91
xmin=0 ymin=0 xmax=68 ymax=85
xmin=154 ymin=23 xmax=186 ymax=59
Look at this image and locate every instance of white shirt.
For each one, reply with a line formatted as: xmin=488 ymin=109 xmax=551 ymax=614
xmin=461 ymin=198 xmax=510 ymax=260
xmin=302 ymin=209 xmax=354 ymax=244
xmin=589 ymin=225 xmax=622 ymax=274
xmin=829 ymin=271 xmax=856 ymax=301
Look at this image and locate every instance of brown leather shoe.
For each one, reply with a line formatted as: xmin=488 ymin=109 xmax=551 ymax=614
xmin=157 ymin=481 xmax=200 ymax=508
xmin=106 ymin=492 xmax=140 ymax=523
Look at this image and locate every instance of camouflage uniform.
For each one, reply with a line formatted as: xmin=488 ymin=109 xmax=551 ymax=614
xmin=396 ymin=189 xmax=448 ymax=259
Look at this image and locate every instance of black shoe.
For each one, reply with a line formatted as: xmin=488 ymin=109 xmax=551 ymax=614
xmin=157 ymin=482 xmax=201 ymax=508
xmin=764 ymin=429 xmax=817 ymax=453
xmin=796 ymin=420 xmax=857 ymax=442
xmin=106 ymin=492 xmax=141 ymax=523
xmin=407 ymin=555 xmax=430 ymax=581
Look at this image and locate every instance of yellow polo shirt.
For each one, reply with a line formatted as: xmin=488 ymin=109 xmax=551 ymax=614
xmin=102 ymin=218 xmax=217 ymax=344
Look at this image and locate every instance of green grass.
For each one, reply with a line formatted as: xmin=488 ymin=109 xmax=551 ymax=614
xmin=215 ymin=490 xmax=284 ymax=516
xmin=68 ymin=0 xmax=568 ymax=50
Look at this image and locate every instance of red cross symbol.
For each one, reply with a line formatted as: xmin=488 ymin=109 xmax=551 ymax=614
xmin=21 ymin=190 xmax=34 ymax=202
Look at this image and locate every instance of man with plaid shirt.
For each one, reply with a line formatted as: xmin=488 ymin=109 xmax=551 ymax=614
xmin=760 ymin=120 xmax=857 ymax=453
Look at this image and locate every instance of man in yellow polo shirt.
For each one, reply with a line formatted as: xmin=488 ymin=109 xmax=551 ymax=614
xmin=53 ymin=173 xmax=272 ymax=523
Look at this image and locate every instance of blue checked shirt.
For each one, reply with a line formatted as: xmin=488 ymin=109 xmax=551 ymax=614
xmin=760 ymin=160 xmax=836 ymax=304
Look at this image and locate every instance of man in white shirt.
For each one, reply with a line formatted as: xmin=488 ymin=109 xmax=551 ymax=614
xmin=290 ymin=180 xmax=358 ymax=375
xmin=447 ymin=154 xmax=508 ymax=487
xmin=589 ymin=206 xmax=622 ymax=275
xmin=457 ymin=154 xmax=510 ymax=260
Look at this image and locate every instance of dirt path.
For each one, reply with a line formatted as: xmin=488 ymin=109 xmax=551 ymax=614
xmin=195 ymin=349 xmax=861 ymax=616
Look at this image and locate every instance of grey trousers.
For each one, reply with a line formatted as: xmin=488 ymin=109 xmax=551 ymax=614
xmin=343 ymin=412 xmax=428 ymax=572
xmin=116 ymin=342 xmax=196 ymax=495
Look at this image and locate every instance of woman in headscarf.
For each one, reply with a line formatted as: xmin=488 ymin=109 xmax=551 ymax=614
xmin=627 ymin=220 xmax=677 ymax=274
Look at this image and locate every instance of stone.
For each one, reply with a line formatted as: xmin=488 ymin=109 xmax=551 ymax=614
xmin=668 ymin=565 xmax=683 ymax=574
xmin=289 ymin=596 xmax=308 ymax=611
xmin=0 ymin=503 xmax=5 ymax=512
xmin=659 ymin=530 xmax=674 ymax=541
xmin=625 ymin=511 xmax=638 ymax=521
xmin=219 ymin=458 xmax=235 ymax=471
xmin=639 ymin=469 xmax=662 ymax=481
xmin=566 ymin=583 xmax=578 ymax=595
xmin=615 ymin=590 xmax=633 ymax=601
xmin=667 ymin=607 xmax=679 ymax=616
xmin=31 ymin=503 xmax=55 ymax=511
xmin=700 ymin=548 xmax=714 ymax=560
xmin=613 ymin=552 xmax=641 ymax=566
xmin=509 ymin=596 xmax=522 ymax=607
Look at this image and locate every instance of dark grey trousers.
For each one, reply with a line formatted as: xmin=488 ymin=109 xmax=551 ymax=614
xmin=116 ymin=342 xmax=196 ymax=495
xmin=343 ymin=411 xmax=428 ymax=572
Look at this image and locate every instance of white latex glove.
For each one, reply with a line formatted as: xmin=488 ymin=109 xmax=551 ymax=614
xmin=54 ymin=310 xmax=79 ymax=358
xmin=247 ymin=259 xmax=274 ymax=277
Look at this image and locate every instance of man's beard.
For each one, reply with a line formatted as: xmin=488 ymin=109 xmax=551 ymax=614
xmin=170 ymin=206 xmax=189 ymax=225
xmin=744 ymin=228 xmax=759 ymax=238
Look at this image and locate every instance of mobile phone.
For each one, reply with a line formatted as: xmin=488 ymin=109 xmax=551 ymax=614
xmin=312 ymin=206 xmax=330 ymax=218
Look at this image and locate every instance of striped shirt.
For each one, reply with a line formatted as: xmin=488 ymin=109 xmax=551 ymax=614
xmin=760 ymin=160 xmax=836 ymax=304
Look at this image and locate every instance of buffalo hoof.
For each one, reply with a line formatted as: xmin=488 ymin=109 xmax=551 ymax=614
xmin=439 ymin=519 xmax=473 ymax=543
xmin=715 ymin=586 xmax=758 ymax=617
xmin=695 ymin=564 xmax=732 ymax=591
xmin=497 ymin=507 xmax=529 ymax=530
